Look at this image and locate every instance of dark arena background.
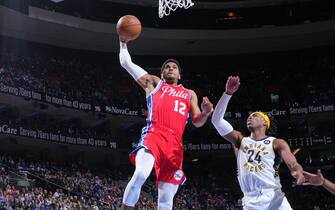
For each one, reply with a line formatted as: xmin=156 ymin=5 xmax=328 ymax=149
xmin=0 ymin=0 xmax=335 ymax=209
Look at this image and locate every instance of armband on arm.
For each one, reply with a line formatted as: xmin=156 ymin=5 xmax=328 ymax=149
xmin=119 ymin=42 xmax=147 ymax=80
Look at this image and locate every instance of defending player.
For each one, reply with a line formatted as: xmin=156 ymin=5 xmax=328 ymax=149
xmin=211 ymin=76 xmax=305 ymax=210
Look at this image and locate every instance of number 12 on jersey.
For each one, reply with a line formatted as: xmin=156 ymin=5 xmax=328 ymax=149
xmin=174 ymin=100 xmax=186 ymax=116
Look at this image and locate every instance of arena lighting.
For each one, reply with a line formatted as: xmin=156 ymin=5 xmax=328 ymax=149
xmin=227 ymin=12 xmax=235 ymax=17
xmin=192 ymin=158 xmax=199 ymax=162
xmin=50 ymin=0 xmax=65 ymax=2
xmin=224 ymin=11 xmax=241 ymax=20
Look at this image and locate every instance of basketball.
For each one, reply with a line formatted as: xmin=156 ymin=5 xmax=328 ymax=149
xmin=116 ymin=15 xmax=142 ymax=42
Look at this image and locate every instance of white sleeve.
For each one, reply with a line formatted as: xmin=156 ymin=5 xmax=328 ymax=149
xmin=119 ymin=42 xmax=148 ymax=80
xmin=211 ymin=93 xmax=234 ymax=136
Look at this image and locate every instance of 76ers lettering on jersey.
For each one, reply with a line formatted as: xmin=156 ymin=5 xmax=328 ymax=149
xmin=146 ymin=80 xmax=191 ymax=135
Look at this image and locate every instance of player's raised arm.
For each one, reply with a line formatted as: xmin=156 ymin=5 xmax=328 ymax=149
xmin=119 ymin=42 xmax=160 ymax=91
xmin=273 ymin=139 xmax=305 ymax=185
xmin=189 ymin=92 xmax=213 ymax=128
xmin=211 ymin=76 xmax=243 ymax=149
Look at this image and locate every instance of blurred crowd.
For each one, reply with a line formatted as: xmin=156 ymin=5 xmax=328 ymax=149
xmin=0 ymin=37 xmax=334 ymax=148
xmin=0 ymin=153 xmax=242 ymax=209
xmin=1 ymin=40 xmax=334 ymax=114
xmin=1 ymin=152 xmax=335 ymax=209
xmin=0 ymin=153 xmax=149 ymax=209
xmin=0 ymin=51 xmax=143 ymax=109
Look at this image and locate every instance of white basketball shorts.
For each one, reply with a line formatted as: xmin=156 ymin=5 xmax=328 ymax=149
xmin=242 ymin=188 xmax=292 ymax=210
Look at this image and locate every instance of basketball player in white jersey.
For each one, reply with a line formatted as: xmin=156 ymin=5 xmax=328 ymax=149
xmin=211 ymin=76 xmax=305 ymax=210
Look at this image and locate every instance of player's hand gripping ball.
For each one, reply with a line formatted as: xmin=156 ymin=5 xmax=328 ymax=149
xmin=116 ymin=15 xmax=142 ymax=43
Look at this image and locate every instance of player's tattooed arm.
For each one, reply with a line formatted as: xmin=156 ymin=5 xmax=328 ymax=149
xmin=274 ymin=139 xmax=305 ymax=185
xmin=138 ymin=74 xmax=161 ymax=94
xmin=119 ymin=41 xmax=160 ymax=91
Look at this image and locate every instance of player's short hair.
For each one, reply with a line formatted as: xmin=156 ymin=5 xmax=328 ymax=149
xmin=160 ymin=59 xmax=182 ymax=74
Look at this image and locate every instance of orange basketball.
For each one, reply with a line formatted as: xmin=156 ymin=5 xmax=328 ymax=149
xmin=116 ymin=15 xmax=142 ymax=42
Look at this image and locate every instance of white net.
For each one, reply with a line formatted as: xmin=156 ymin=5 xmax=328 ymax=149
xmin=159 ymin=0 xmax=194 ymax=18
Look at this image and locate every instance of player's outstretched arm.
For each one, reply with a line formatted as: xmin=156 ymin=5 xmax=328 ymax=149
xmin=190 ymin=91 xmax=213 ymax=128
xmin=303 ymin=170 xmax=335 ymax=194
xmin=211 ymin=76 xmax=243 ymax=149
xmin=274 ymin=139 xmax=305 ymax=185
xmin=119 ymin=42 xmax=160 ymax=90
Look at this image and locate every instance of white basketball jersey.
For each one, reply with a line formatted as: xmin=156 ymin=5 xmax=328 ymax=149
xmin=237 ymin=136 xmax=282 ymax=193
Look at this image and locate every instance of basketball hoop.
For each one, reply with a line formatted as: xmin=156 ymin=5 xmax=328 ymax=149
xmin=159 ymin=0 xmax=194 ymax=18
